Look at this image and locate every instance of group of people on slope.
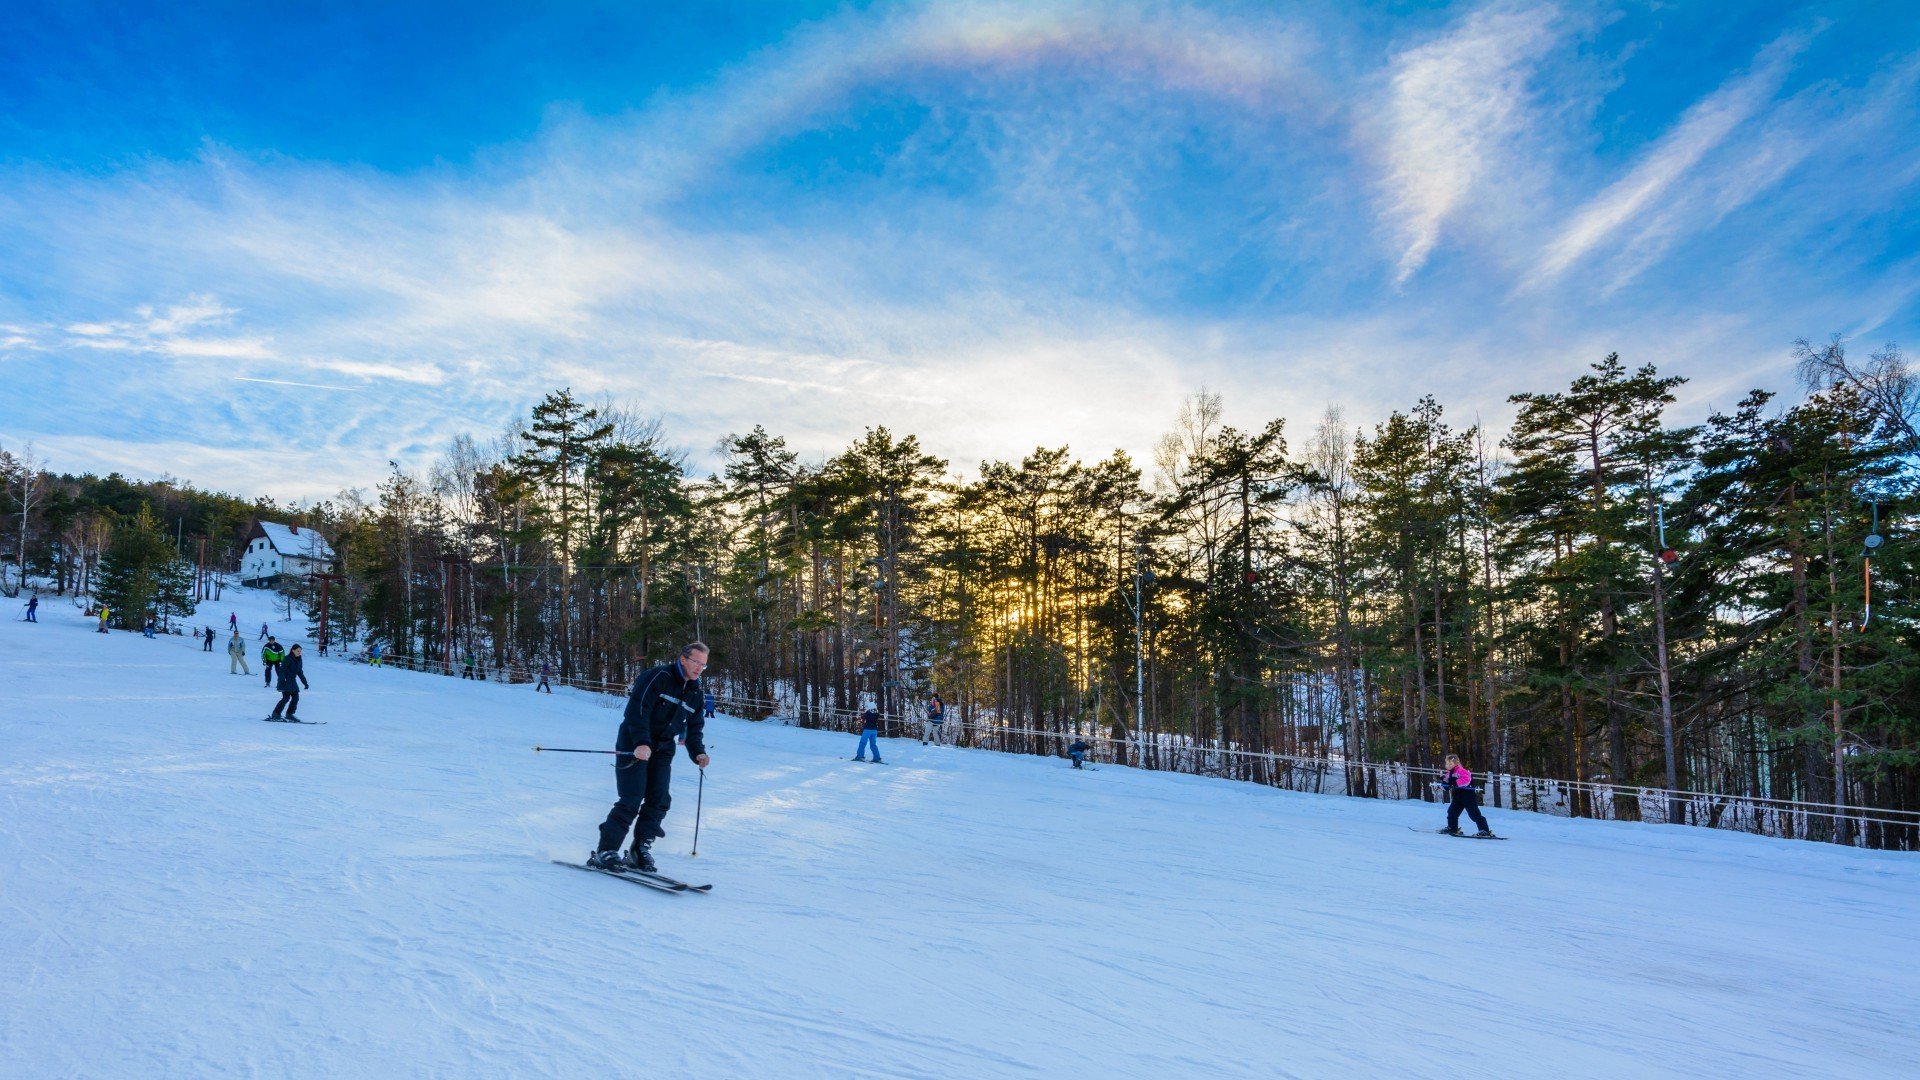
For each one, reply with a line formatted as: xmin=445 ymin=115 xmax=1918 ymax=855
xmin=851 ymin=693 xmax=948 ymax=764
xmin=222 ymin=627 xmax=310 ymax=721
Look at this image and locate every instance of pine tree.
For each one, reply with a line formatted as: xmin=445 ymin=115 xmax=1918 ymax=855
xmin=96 ymin=505 xmax=195 ymax=630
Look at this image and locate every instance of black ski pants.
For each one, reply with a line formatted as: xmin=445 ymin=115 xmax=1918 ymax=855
xmin=271 ymin=689 xmax=300 ymax=719
xmin=1447 ymin=786 xmax=1489 ymax=832
xmin=263 ymin=661 xmax=280 ymax=687
xmin=597 ymin=745 xmax=673 ymax=854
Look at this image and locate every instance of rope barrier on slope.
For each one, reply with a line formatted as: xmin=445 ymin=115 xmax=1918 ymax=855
xmin=349 ymin=648 xmax=1920 ymax=848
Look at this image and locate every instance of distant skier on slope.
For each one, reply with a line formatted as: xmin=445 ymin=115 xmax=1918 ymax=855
xmin=853 ymin=707 xmax=884 ymax=764
xmin=202 ymin=626 xmax=216 ymax=651
xmin=536 ymin=659 xmax=552 ymax=693
xmin=23 ymin=594 xmax=37 ymax=622
xmin=1068 ymin=739 xmax=1090 ymax=769
xmin=922 ymin=693 xmax=945 ymax=745
xmin=588 ymin=642 xmax=712 ymax=874
xmin=268 ymin=644 xmax=310 ymax=720
xmin=1440 ymin=754 xmax=1494 ymax=838
xmin=227 ymin=631 xmax=251 ymax=675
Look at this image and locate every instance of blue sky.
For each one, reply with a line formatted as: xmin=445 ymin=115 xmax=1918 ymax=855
xmin=2 ymin=0 xmax=1916 ymax=500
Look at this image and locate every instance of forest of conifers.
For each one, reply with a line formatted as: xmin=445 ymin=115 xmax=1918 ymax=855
xmin=4 ymin=339 xmax=1915 ymax=821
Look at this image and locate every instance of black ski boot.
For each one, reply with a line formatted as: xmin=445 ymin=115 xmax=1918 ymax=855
xmin=628 ymin=840 xmax=658 ymax=874
xmin=587 ymin=850 xmax=628 ymax=872
xmin=1441 ymin=826 xmax=1464 ymax=836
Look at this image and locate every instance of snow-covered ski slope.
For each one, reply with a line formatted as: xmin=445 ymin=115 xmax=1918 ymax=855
xmin=5 ymin=590 xmax=1919 ymax=1078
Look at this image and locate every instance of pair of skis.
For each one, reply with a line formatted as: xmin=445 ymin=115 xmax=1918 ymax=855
xmin=553 ymin=859 xmax=712 ymax=893
xmin=1410 ymin=826 xmax=1507 ymax=840
xmin=261 ymin=717 xmax=325 ymax=725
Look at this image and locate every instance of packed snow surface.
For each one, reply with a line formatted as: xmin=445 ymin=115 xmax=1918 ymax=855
xmin=4 ymin=589 xmax=1918 ymax=1078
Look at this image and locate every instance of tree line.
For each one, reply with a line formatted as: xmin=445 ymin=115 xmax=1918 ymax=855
xmin=4 ymin=338 xmax=1914 ymax=825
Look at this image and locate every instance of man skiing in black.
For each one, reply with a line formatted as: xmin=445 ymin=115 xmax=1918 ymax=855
xmin=590 ymin=642 xmax=712 ymax=873
xmin=268 ymin=644 xmax=310 ymax=720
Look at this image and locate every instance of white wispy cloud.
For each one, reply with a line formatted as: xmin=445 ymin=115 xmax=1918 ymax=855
xmin=1532 ymin=30 xmax=1811 ymax=285
xmin=1375 ymin=1 xmax=1565 ymax=283
xmin=232 ymin=376 xmax=362 ymax=392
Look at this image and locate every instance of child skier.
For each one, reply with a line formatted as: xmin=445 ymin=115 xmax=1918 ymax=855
xmin=1441 ymin=754 xmax=1494 ymax=837
xmin=261 ymin=636 xmax=285 ymax=687
xmin=854 ymin=708 xmax=884 ymax=763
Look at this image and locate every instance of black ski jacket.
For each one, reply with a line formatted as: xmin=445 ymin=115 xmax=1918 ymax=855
xmin=277 ymin=654 xmax=309 ymax=691
xmin=616 ymin=660 xmax=707 ymax=759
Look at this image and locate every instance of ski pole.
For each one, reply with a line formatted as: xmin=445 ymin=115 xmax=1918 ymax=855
xmin=532 ymin=746 xmax=640 ymax=756
xmin=691 ymin=766 xmax=705 ymax=857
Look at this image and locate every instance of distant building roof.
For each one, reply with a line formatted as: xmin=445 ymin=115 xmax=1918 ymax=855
xmin=254 ymin=521 xmax=336 ymax=562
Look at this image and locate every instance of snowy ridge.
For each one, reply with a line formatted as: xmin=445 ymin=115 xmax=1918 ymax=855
xmin=3 ymin=588 xmax=1918 ymax=1078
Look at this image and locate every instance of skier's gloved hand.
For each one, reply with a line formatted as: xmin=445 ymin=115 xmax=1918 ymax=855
xmin=631 ymin=744 xmax=652 ymax=762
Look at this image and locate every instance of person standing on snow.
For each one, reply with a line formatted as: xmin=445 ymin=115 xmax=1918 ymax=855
xmin=203 ymin=626 xmax=216 ymax=652
xmin=227 ymin=631 xmax=251 ymax=675
xmin=921 ymin=693 xmax=945 ymax=745
xmin=588 ymin=642 xmax=712 ymax=873
xmin=853 ymin=707 xmax=884 ymax=763
xmin=703 ymin=689 xmax=716 ymax=719
xmin=228 ymin=612 xmax=237 ymax=631
xmin=268 ymin=644 xmax=310 ymax=720
xmin=97 ymin=606 xmax=110 ymax=633
xmin=1440 ymin=754 xmax=1494 ymax=837
xmin=461 ymin=654 xmax=476 ymax=680
xmin=261 ymin=636 xmax=285 ymax=688
xmin=23 ymin=594 xmax=37 ymax=622
xmin=258 ymin=621 xmax=268 ymax=640
xmin=1068 ymin=738 xmax=1090 ymax=769
xmin=536 ymin=660 xmax=553 ymax=693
